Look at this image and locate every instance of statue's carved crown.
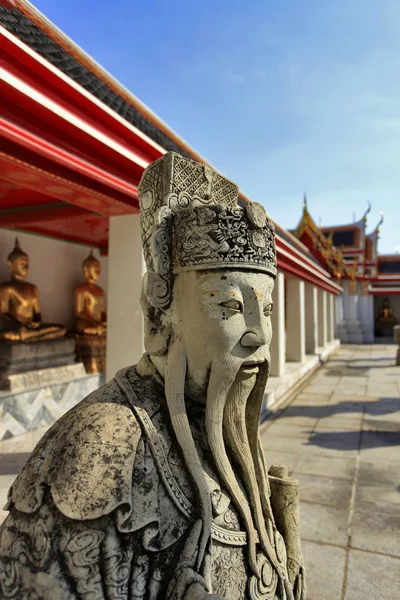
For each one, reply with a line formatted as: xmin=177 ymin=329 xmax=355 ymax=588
xmin=138 ymin=152 xmax=277 ymax=283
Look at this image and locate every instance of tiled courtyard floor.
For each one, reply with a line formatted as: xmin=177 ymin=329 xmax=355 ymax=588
xmin=0 ymin=344 xmax=399 ymax=599
xmin=261 ymin=344 xmax=400 ymax=600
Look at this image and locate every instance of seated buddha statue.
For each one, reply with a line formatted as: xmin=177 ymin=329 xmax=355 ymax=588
xmin=0 ymin=239 xmax=67 ymax=342
xmin=74 ymin=251 xmax=106 ymax=335
xmin=375 ymin=297 xmax=397 ymax=336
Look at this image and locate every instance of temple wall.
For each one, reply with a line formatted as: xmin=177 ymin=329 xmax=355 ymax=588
xmin=0 ymin=230 xmax=108 ymax=330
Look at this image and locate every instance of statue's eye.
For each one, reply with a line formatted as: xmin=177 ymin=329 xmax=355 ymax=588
xmin=219 ymin=299 xmax=243 ymax=313
xmin=264 ymin=303 xmax=273 ymax=316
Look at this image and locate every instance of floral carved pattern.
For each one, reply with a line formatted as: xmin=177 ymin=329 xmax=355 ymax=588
xmin=174 ymin=206 xmax=276 ymax=276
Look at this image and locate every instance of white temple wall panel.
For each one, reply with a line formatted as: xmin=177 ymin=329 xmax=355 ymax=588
xmin=270 ymin=270 xmax=286 ymax=377
xmin=106 ymin=214 xmax=145 ymax=381
xmin=285 ymin=278 xmax=305 ymax=362
xmin=0 ymin=229 xmax=108 ymax=330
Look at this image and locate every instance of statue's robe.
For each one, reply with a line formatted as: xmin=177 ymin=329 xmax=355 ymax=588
xmin=0 ymin=356 xmax=290 ymax=600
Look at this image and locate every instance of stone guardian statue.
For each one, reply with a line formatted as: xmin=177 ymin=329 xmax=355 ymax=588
xmin=0 ymin=153 xmax=306 ymax=600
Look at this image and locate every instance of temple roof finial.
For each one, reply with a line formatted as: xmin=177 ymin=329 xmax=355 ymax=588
xmin=303 ymin=193 xmax=307 ymax=208
xmin=363 ymin=201 xmax=372 ymax=222
xmin=377 ymin=210 xmax=384 ymax=232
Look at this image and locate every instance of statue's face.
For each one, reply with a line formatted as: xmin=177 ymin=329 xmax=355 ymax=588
xmin=84 ymin=262 xmax=100 ymax=282
xmin=9 ymin=255 xmax=29 ymax=278
xmin=172 ymin=269 xmax=274 ymax=394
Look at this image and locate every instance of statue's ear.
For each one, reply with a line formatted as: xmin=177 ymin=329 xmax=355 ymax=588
xmin=142 ymin=272 xmax=171 ymax=310
xmin=141 ymin=272 xmax=172 ymax=356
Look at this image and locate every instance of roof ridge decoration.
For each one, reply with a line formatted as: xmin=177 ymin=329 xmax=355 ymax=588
xmin=294 ymin=194 xmax=351 ymax=280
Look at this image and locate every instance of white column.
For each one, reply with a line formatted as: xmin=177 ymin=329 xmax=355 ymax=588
xmin=343 ymin=280 xmax=358 ymax=322
xmin=106 ymin=214 xmax=145 ymax=381
xmin=342 ymin=280 xmax=364 ymax=343
xmin=305 ymin=284 xmax=319 ymax=354
xmin=333 ymin=294 xmax=337 ymax=335
xmin=327 ymin=294 xmax=335 ymax=342
xmin=318 ymin=289 xmax=327 ymax=348
xmin=270 ymin=271 xmax=285 ymax=377
xmin=286 ymin=278 xmax=305 ymax=362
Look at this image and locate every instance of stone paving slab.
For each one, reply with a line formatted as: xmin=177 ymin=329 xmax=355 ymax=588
xmin=344 ymin=550 xmax=400 ymax=600
xmin=301 ymin=540 xmax=346 ymax=600
xmin=261 ymin=343 xmax=400 ymax=599
xmin=294 ymin=454 xmax=356 ymax=481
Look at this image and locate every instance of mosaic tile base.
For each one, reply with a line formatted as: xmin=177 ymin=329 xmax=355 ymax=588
xmin=0 ymin=373 xmax=105 ymax=440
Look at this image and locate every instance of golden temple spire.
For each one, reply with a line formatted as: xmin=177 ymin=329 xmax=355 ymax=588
xmin=303 ymin=193 xmax=308 ymax=208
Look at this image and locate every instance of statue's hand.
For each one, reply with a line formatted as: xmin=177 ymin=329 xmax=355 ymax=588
xmin=292 ymin=566 xmax=307 ymax=600
xmin=29 ymin=321 xmax=41 ymax=329
xmin=168 ymin=521 xmax=224 ymax=600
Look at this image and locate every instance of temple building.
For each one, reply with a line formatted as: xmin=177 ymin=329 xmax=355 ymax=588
xmin=0 ymin=0 xmax=368 ymax=439
xmin=293 ymin=198 xmax=400 ymax=343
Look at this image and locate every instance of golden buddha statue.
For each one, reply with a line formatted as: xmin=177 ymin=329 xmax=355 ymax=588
xmin=379 ymin=298 xmax=395 ymax=322
xmin=0 ymin=239 xmax=67 ymax=342
xmin=74 ymin=251 xmax=106 ymax=374
xmin=74 ymin=251 xmax=107 ymax=335
xmin=375 ymin=297 xmax=397 ymax=337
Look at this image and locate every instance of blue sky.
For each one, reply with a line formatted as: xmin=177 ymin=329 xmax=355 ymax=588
xmin=34 ymin=0 xmax=400 ymax=253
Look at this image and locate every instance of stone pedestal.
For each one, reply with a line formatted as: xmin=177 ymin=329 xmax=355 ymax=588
xmin=75 ymin=334 xmax=106 ymax=374
xmin=0 ymin=337 xmax=76 ymax=382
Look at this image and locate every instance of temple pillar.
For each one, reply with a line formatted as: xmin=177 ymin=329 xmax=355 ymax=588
xmin=318 ymin=289 xmax=327 ymax=348
xmin=327 ymin=293 xmax=335 ymax=342
xmin=335 ymin=291 xmax=348 ymax=342
xmin=270 ymin=271 xmax=286 ymax=377
xmin=305 ymin=284 xmax=318 ymax=354
xmin=358 ymin=281 xmax=374 ymax=343
xmin=342 ymin=280 xmax=363 ymax=343
xmin=286 ymin=279 xmax=305 ymax=363
xmin=106 ymin=214 xmax=145 ymax=381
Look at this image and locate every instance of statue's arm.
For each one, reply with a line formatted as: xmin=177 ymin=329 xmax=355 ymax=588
xmin=74 ymin=288 xmax=98 ymax=324
xmin=0 ymin=286 xmax=9 ymax=315
xmin=31 ymin=285 xmax=42 ymax=326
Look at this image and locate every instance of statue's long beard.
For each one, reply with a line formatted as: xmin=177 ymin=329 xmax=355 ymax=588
xmin=206 ymin=355 xmax=286 ymax=581
xmin=164 ymin=338 xmax=285 ymax=587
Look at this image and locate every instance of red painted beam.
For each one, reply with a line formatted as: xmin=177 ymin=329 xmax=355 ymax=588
xmin=1 ymin=27 xmax=164 ymax=169
xmin=0 ymin=117 xmax=139 ymax=202
xmin=0 ymin=204 xmax=90 ymax=227
xmin=0 ymin=150 xmax=139 ymax=217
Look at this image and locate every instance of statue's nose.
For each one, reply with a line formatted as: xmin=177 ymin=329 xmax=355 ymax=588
xmin=240 ymin=331 xmax=266 ymax=347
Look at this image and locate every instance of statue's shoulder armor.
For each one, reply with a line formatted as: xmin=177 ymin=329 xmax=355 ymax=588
xmin=6 ymin=369 xmax=151 ymax=521
xmin=6 ymin=365 xmax=193 ymax=549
